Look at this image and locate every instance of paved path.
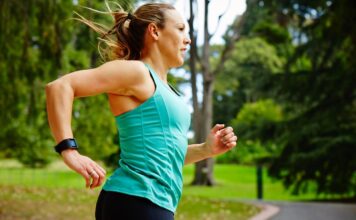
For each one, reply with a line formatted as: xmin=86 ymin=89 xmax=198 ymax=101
xmin=250 ymin=200 xmax=356 ymax=220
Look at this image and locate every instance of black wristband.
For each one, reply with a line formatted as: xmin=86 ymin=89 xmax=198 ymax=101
xmin=54 ymin=138 xmax=78 ymax=154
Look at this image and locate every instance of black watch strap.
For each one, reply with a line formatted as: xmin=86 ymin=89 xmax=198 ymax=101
xmin=55 ymin=138 xmax=78 ymax=154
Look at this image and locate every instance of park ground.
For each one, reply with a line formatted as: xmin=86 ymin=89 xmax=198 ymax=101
xmin=0 ymin=159 xmax=353 ymax=220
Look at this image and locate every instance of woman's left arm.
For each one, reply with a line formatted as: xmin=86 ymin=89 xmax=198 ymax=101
xmin=184 ymin=124 xmax=238 ymax=165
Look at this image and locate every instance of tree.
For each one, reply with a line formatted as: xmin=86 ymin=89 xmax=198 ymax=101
xmin=256 ymin=0 xmax=356 ymax=195
xmin=213 ymin=35 xmax=285 ymax=165
xmin=0 ymin=0 xmax=136 ymax=167
xmin=210 ymin=0 xmax=356 ymax=196
xmin=187 ymin=0 xmax=245 ymax=185
xmin=213 ymin=36 xmax=284 ymax=124
xmin=0 ymin=0 xmax=77 ymax=167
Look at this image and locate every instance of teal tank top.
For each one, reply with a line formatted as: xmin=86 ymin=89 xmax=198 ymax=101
xmin=103 ymin=63 xmax=191 ymax=212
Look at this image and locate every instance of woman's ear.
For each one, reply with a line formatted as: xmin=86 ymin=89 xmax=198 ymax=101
xmin=147 ymin=23 xmax=159 ymax=40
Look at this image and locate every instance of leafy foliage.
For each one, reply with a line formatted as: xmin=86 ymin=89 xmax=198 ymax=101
xmin=217 ymin=100 xmax=283 ymax=164
xmin=214 ymin=0 xmax=356 ymax=196
xmin=0 ymin=0 xmax=136 ymax=167
xmin=232 ymin=99 xmax=282 ymax=141
xmin=214 ymin=37 xmax=284 ymax=125
xmin=261 ymin=0 xmax=356 ymax=196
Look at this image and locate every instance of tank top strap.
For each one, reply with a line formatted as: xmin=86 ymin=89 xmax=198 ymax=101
xmin=144 ymin=63 xmax=162 ymax=88
xmin=143 ymin=63 xmax=182 ymax=97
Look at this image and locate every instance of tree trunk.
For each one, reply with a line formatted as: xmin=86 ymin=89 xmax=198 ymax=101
xmin=188 ymin=0 xmax=201 ymax=145
xmin=188 ymin=0 xmax=245 ymax=185
xmin=189 ymin=0 xmax=217 ymax=186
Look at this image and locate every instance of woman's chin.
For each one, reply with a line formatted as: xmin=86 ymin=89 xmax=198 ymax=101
xmin=177 ymin=57 xmax=185 ymax=66
xmin=170 ymin=59 xmax=184 ymax=68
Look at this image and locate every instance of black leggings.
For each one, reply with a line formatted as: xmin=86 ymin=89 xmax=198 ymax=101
xmin=95 ymin=190 xmax=174 ymax=220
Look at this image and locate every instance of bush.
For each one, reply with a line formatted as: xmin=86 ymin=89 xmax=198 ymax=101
xmin=216 ymin=139 xmax=280 ymax=165
xmin=3 ymin=123 xmax=53 ymax=168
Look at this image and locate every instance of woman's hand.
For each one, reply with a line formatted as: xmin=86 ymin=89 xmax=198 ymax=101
xmin=204 ymin=124 xmax=238 ymax=157
xmin=61 ymin=149 xmax=106 ymax=189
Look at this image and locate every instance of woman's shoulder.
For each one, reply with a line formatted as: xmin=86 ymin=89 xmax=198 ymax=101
xmin=104 ymin=60 xmax=148 ymax=77
xmin=100 ymin=60 xmax=152 ymax=96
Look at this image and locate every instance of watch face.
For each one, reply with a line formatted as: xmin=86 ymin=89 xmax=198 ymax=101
xmin=55 ymin=138 xmax=78 ymax=154
xmin=68 ymin=139 xmax=77 ymax=147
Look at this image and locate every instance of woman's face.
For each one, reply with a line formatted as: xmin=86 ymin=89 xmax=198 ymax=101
xmin=157 ymin=9 xmax=191 ymax=67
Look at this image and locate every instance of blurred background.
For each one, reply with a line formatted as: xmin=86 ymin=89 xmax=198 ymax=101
xmin=0 ymin=0 xmax=355 ymax=219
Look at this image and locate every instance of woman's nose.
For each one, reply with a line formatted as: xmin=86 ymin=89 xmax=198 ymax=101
xmin=184 ymin=37 xmax=191 ymax=45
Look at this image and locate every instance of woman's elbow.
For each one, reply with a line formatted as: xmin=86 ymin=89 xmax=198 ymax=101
xmin=45 ymin=79 xmax=73 ymax=98
xmin=46 ymin=80 xmax=60 ymax=96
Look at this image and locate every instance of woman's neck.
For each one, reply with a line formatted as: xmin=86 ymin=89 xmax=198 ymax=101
xmin=140 ymin=50 xmax=169 ymax=83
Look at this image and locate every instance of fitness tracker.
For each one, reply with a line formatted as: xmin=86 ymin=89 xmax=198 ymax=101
xmin=54 ymin=138 xmax=78 ymax=154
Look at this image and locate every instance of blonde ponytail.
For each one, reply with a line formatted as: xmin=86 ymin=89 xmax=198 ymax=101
xmin=73 ymin=2 xmax=175 ymax=61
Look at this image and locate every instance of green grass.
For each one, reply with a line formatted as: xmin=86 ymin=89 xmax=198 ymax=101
xmin=0 ymin=159 xmax=333 ymax=200
xmin=0 ymin=185 xmax=100 ymax=220
xmin=1 ymin=159 xmax=347 ymax=219
xmin=0 ymin=185 xmax=259 ymax=220
xmin=182 ymin=164 xmax=322 ymax=201
xmin=176 ymin=196 xmax=259 ymax=220
xmin=0 ymin=159 xmax=261 ymax=220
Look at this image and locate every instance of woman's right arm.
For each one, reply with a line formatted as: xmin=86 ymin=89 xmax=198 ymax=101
xmin=46 ymin=60 xmax=147 ymax=189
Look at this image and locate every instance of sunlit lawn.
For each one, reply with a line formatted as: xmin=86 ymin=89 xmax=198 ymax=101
xmin=182 ymin=164 xmax=324 ymax=201
xmin=0 ymin=159 xmax=323 ymax=201
xmin=1 ymin=159 xmax=343 ymax=220
xmin=0 ymin=159 xmax=262 ymax=220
